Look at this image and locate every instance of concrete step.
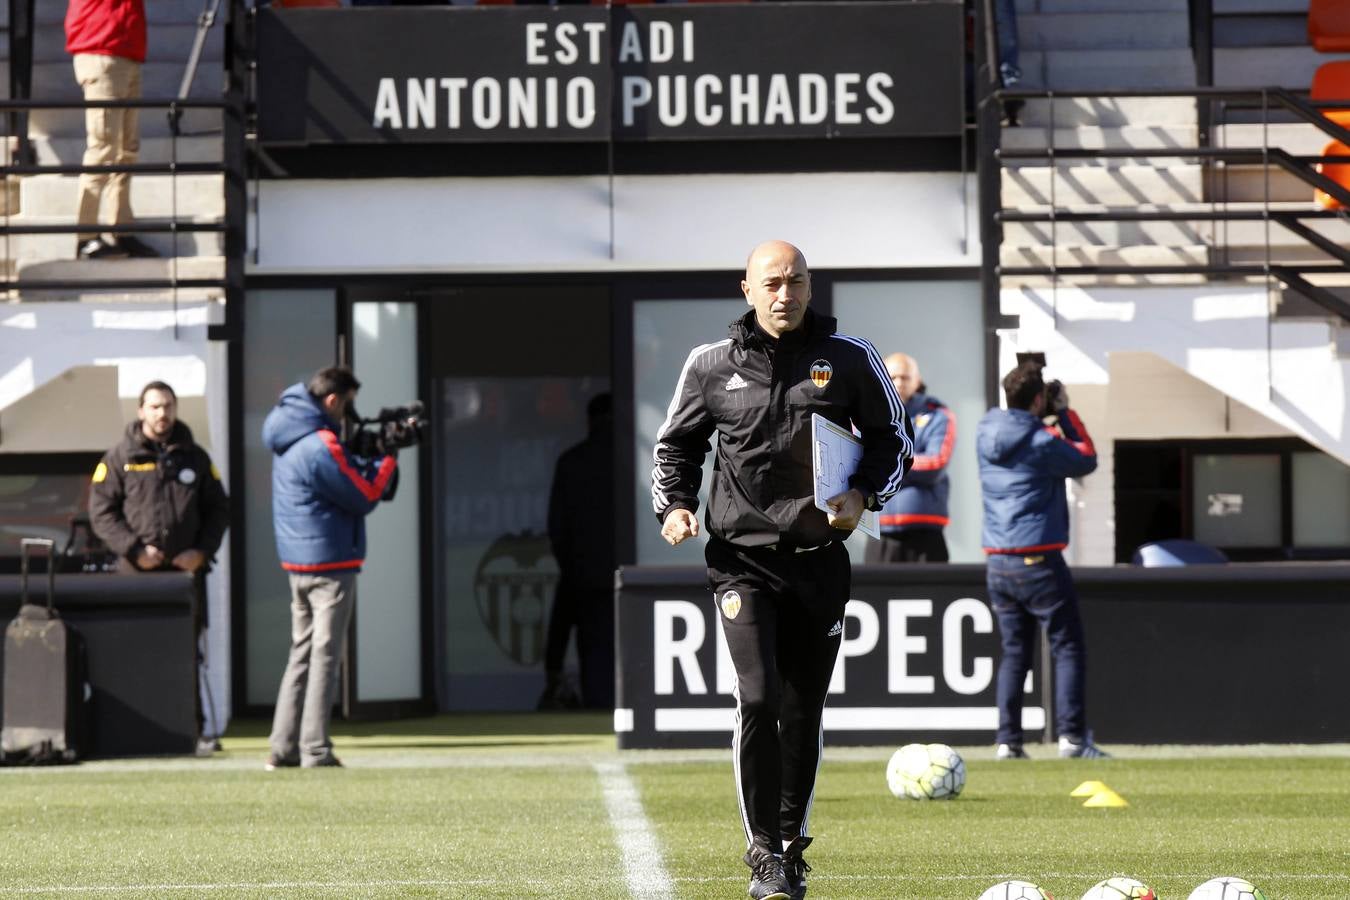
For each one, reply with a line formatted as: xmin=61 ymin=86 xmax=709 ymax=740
xmin=1215 ymin=47 xmax=1350 ymax=90
xmin=29 ymin=133 xmax=223 ymax=166
xmin=9 ymin=256 xmax=225 ymax=303
xmin=9 ymin=256 xmax=224 ymax=299
xmin=1004 ymin=211 xmax=1350 ymax=252
xmin=1002 ymin=218 xmax=1216 ymax=247
xmin=1003 ymin=163 xmax=1204 ymax=206
xmin=32 ymin=22 xmax=223 ymax=64
xmin=0 ymin=177 xmax=18 ymax=216
xmin=2 ymin=215 xmax=224 ymax=262
xmin=1215 ymin=0 xmax=1308 ymax=11
xmin=1215 ymin=14 xmax=1309 ymax=48
xmin=1213 ymin=164 xmax=1322 ymax=203
xmin=1018 ymin=12 xmax=1190 ymax=51
xmin=1015 ymin=0 xmax=1188 ymax=12
xmin=20 ymin=173 xmax=224 ymax=219
xmin=1017 ymin=49 xmax=1197 ymax=90
xmin=1002 ymin=124 xmax=1198 ymax=150
xmin=1014 ymin=97 xmax=1199 ymax=127
xmin=1001 ymin=243 xmax=1211 ymax=268
xmin=1216 ymin=122 xmax=1343 ymax=156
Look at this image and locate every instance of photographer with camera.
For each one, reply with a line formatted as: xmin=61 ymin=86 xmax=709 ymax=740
xmin=977 ymin=359 xmax=1109 ymax=762
xmin=261 ymin=366 xmax=398 ymax=770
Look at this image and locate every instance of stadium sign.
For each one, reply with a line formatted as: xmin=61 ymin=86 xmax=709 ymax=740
xmin=255 ymin=3 xmax=963 ymax=145
xmin=615 ymin=567 xmax=1045 ymax=749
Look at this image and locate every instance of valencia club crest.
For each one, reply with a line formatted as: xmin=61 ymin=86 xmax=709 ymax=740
xmin=809 ymin=359 xmax=833 ymax=388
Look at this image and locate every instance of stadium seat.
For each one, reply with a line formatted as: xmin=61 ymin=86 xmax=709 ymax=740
xmin=1131 ymin=540 xmax=1228 ymax=567
xmin=1310 ymin=61 xmax=1350 ymax=128
xmin=1309 ymin=0 xmax=1350 ymax=53
xmin=1314 ymin=139 xmax=1350 ymax=210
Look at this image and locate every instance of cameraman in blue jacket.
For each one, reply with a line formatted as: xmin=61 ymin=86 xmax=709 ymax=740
xmin=261 ymin=366 xmax=398 ymax=769
xmin=977 ymin=361 xmax=1108 ymax=761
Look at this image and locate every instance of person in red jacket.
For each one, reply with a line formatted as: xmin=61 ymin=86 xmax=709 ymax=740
xmin=65 ymin=0 xmax=158 ymax=259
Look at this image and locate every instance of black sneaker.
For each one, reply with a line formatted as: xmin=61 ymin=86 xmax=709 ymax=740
xmin=782 ymin=836 xmax=813 ymax=900
xmin=744 ymin=842 xmax=790 ymax=900
xmin=263 ymin=753 xmax=298 ymax=771
xmin=118 ymin=235 xmax=161 ymax=258
xmin=77 ymin=238 xmax=128 ymax=260
xmin=304 ymin=754 xmax=344 ymax=768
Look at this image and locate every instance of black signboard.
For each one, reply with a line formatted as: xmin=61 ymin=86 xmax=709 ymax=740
xmin=256 ymin=3 xmax=963 ymax=145
xmin=615 ymin=563 xmax=1350 ymax=749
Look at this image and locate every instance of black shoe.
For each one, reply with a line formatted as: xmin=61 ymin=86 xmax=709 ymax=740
xmin=77 ymin=238 xmax=128 ymax=260
xmin=1002 ymin=98 xmax=1025 ymax=127
xmin=118 ymin=235 xmax=161 ymax=258
xmin=744 ymin=842 xmax=790 ymax=900
xmin=782 ymin=836 xmax=813 ymax=900
xmin=304 ymin=754 xmax=344 ymax=768
xmin=263 ymin=753 xmax=298 ymax=771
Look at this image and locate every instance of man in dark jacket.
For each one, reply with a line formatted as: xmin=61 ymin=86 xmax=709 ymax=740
xmin=869 ymin=352 xmax=955 ymax=563
xmin=261 ymin=366 xmax=398 ymax=769
xmin=89 ymin=381 xmax=229 ymax=575
xmin=977 ymin=361 xmax=1107 ymax=761
xmin=653 ymin=240 xmax=912 ymax=900
xmin=540 ymin=392 xmax=615 ymax=710
xmin=89 ymin=380 xmax=229 ymax=754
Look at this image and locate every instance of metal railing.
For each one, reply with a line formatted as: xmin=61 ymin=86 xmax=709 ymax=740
xmin=0 ymin=97 xmax=233 ymax=297
xmin=988 ymin=86 xmax=1350 ymax=323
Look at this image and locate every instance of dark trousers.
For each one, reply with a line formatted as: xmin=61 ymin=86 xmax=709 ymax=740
xmin=706 ymin=538 xmax=849 ymax=851
xmin=542 ymin=579 xmax=615 ymax=709
xmin=985 ymin=551 xmax=1087 ymax=745
xmin=865 ymin=529 xmax=949 ymax=563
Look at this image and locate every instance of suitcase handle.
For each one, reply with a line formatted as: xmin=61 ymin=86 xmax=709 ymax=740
xmin=20 ymin=538 xmax=56 ymax=613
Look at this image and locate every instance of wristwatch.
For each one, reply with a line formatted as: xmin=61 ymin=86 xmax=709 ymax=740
xmin=862 ymin=490 xmax=882 ymax=512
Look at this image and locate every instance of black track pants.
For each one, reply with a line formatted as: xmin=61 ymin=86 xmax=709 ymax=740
xmin=705 ymin=538 xmax=850 ymax=850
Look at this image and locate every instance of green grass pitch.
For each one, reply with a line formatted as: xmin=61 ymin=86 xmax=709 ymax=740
xmin=1 ymin=715 xmax=1347 ymax=898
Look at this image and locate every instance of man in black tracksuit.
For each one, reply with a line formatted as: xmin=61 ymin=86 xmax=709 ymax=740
xmin=652 ymin=241 xmax=913 ymax=900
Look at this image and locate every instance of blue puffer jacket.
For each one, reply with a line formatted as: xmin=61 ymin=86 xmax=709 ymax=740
xmin=879 ymin=391 xmax=954 ymax=533
xmin=261 ymin=383 xmax=397 ymax=572
xmin=976 ymin=406 xmax=1097 ymax=553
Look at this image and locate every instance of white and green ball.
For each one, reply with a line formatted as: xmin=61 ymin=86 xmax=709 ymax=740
xmin=1187 ymin=877 xmax=1269 ymax=900
xmin=1082 ymin=877 xmax=1156 ymax=899
xmin=885 ymin=742 xmax=965 ymax=800
xmin=978 ymin=880 xmax=1055 ymax=900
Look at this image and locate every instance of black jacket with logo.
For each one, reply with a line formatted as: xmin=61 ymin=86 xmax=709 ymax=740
xmin=652 ymin=309 xmax=914 ymax=549
xmin=89 ymin=420 xmax=230 ymax=567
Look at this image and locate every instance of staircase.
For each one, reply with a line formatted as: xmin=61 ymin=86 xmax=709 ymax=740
xmin=2 ymin=0 xmax=225 ymax=299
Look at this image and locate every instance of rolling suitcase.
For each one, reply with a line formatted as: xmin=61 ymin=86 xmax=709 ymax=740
xmin=1 ymin=538 xmax=89 ymax=764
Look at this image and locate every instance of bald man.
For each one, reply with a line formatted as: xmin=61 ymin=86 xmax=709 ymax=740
xmin=866 ymin=353 xmax=955 ymax=563
xmin=652 ymin=240 xmax=913 ymax=900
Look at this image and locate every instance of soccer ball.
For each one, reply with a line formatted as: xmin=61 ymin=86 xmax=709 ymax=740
xmin=978 ymin=880 xmax=1055 ymax=900
xmin=1082 ymin=877 xmax=1156 ymax=899
xmin=1186 ymin=877 xmax=1269 ymax=900
xmin=885 ymin=742 xmax=965 ymax=800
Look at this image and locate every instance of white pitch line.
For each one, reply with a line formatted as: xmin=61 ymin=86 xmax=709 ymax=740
xmin=593 ymin=760 xmax=671 ymax=900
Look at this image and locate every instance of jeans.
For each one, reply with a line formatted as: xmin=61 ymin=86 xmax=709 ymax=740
xmin=993 ymin=0 xmax=1022 ymax=87
xmin=986 ymin=551 xmax=1087 ymax=746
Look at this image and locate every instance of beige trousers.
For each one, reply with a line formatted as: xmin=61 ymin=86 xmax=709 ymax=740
xmin=73 ymin=53 xmax=142 ymax=244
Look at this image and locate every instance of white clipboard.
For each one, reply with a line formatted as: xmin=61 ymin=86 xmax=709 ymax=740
xmin=811 ymin=413 xmax=880 ymax=540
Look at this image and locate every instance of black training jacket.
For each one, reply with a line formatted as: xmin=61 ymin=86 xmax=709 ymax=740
xmin=652 ymin=309 xmax=914 ymax=549
xmin=89 ymin=420 xmax=230 ymax=567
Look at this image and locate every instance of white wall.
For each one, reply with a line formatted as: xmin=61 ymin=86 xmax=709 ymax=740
xmin=998 ymin=283 xmax=1348 ymax=564
xmin=250 ymin=172 xmax=980 ymax=274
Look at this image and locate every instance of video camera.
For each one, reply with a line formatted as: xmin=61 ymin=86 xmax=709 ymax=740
xmin=1015 ymin=351 xmax=1066 ymax=412
xmin=345 ymin=402 xmax=429 ymax=458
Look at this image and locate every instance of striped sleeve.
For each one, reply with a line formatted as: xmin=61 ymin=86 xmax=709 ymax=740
xmin=833 ymin=335 xmax=914 ymax=504
xmin=650 ymin=342 xmax=721 ymax=523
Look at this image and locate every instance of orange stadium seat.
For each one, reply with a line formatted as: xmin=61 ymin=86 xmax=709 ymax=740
xmin=1314 ymin=140 xmax=1350 ymax=210
xmin=1311 ymin=61 xmax=1350 ymax=127
xmin=1309 ymin=0 xmax=1350 ymax=52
